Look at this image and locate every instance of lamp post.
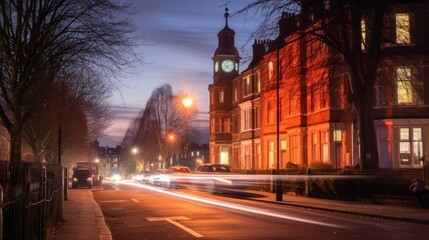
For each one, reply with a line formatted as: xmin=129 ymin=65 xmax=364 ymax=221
xmin=182 ymin=95 xmax=192 ymax=159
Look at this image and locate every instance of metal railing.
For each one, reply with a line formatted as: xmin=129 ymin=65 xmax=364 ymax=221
xmin=0 ymin=162 xmax=64 ymax=240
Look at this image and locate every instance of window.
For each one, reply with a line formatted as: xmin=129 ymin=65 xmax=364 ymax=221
xmin=219 ymin=146 xmax=229 ymax=165
xmin=211 ymin=118 xmax=215 ymax=133
xmin=291 ymin=135 xmax=299 ymax=163
xmin=256 ymin=143 xmax=261 ymax=169
xmin=280 ymin=140 xmax=287 ymax=168
xmin=333 ymin=130 xmax=342 ymax=142
xmin=396 ymin=13 xmax=410 ymax=44
xmin=400 ymin=127 xmax=423 ymax=167
xmin=234 ymin=86 xmax=238 ymax=102
xmin=243 ymin=145 xmax=251 ymax=169
xmin=396 ymin=67 xmax=414 ymax=104
xmin=219 ymin=90 xmax=224 ymax=103
xmin=413 ymin=128 xmax=423 ymax=166
xmin=268 ymin=141 xmax=275 ymax=169
xmin=267 ymin=100 xmax=276 ymax=124
xmin=312 ymin=133 xmax=318 ymax=162
xmin=221 ymin=118 xmax=230 ymax=133
xmin=361 ymin=18 xmax=366 ymax=50
xmin=268 ymin=61 xmax=274 ymax=82
xmin=322 ymin=131 xmax=329 ymax=163
xmin=244 ymin=76 xmax=251 ymax=96
xmin=254 ymin=106 xmax=261 ymax=129
xmin=255 ymin=72 xmax=261 ymax=93
xmin=242 ymin=109 xmax=251 ymax=131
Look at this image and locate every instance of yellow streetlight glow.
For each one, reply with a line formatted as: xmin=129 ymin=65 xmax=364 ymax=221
xmin=132 ymin=147 xmax=138 ymax=154
xmin=182 ymin=95 xmax=192 ymax=156
xmin=182 ymin=96 xmax=192 ymax=108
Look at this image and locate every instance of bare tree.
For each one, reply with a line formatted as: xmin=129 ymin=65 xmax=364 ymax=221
xmin=121 ymin=84 xmax=198 ymax=173
xmin=24 ymin=69 xmax=112 ymax=165
xmin=238 ymin=0 xmax=428 ymax=169
xmin=0 ymin=0 xmax=139 ymax=187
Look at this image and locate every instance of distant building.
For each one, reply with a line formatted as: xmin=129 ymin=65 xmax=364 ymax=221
xmin=209 ymin=2 xmax=429 ymax=170
xmin=169 ymin=143 xmax=209 ymax=170
xmin=89 ymin=140 xmax=123 ymax=176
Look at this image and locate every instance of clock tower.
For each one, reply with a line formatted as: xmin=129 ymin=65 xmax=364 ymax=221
xmin=212 ymin=7 xmax=240 ymax=82
xmin=208 ymin=7 xmax=239 ymax=166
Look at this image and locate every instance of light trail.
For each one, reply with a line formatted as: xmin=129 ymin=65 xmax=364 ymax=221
xmin=112 ymin=181 xmax=347 ymax=229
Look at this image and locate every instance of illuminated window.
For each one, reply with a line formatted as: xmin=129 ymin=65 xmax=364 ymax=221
xmin=396 ymin=67 xmax=413 ymax=104
xmin=234 ymin=86 xmax=238 ymax=102
xmin=396 ymin=13 xmax=410 ymax=44
xmin=361 ymin=19 xmax=366 ymax=50
xmin=413 ymin=128 xmax=423 ymax=166
xmin=399 ymin=128 xmax=422 ymax=167
xmin=268 ymin=61 xmax=274 ymax=82
xmin=219 ymin=146 xmax=229 ymax=164
xmin=268 ymin=141 xmax=275 ymax=169
xmin=333 ymin=130 xmax=342 ymax=142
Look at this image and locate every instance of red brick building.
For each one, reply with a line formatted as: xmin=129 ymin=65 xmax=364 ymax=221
xmin=209 ymin=2 xmax=429 ymax=170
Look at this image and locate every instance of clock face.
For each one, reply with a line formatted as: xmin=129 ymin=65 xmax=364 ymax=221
xmin=221 ymin=59 xmax=234 ymax=72
xmin=214 ymin=61 xmax=219 ymax=72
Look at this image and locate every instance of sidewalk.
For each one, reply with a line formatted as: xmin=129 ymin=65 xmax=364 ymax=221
xmin=50 ymin=186 xmax=429 ymax=240
xmin=49 ymin=187 xmax=111 ymax=240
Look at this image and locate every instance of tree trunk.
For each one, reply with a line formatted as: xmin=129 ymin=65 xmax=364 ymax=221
xmin=358 ymin=87 xmax=379 ymax=170
xmin=10 ymin=124 xmax=24 ymax=196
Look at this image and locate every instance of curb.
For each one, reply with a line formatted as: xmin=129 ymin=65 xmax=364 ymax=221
xmin=90 ymin=191 xmax=112 ymax=240
xmin=248 ymin=197 xmax=429 ymax=225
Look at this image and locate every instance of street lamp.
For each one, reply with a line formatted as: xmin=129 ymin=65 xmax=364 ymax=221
xmin=132 ymin=147 xmax=138 ymax=172
xmin=182 ymin=95 xmax=192 ymax=156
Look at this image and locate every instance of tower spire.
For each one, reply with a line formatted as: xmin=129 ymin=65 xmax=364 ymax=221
xmin=224 ymin=7 xmax=229 ymax=27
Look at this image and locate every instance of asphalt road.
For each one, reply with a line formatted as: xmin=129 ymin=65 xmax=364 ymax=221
xmin=92 ymin=181 xmax=427 ymax=240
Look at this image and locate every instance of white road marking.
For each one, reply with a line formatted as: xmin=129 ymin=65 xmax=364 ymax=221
xmin=110 ymin=184 xmax=120 ymax=191
xmin=131 ymin=198 xmax=140 ymax=203
xmin=100 ymin=200 xmax=128 ymax=203
xmin=147 ymin=216 xmax=203 ymax=238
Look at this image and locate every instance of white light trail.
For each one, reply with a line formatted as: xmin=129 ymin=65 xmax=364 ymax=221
xmin=113 ymin=181 xmax=346 ymax=228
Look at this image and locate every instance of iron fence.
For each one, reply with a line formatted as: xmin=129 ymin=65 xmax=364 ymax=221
xmin=0 ymin=161 xmax=63 ymax=240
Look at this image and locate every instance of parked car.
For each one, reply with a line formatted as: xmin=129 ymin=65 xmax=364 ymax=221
xmin=71 ymin=168 xmax=93 ymax=189
xmin=194 ymin=164 xmax=247 ymax=193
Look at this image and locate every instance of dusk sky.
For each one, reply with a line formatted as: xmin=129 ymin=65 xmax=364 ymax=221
xmin=98 ymin=0 xmax=261 ymax=147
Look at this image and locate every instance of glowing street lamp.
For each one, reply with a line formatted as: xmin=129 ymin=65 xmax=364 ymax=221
xmin=132 ymin=147 xmax=138 ymax=155
xmin=182 ymin=95 xmax=192 ymax=154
